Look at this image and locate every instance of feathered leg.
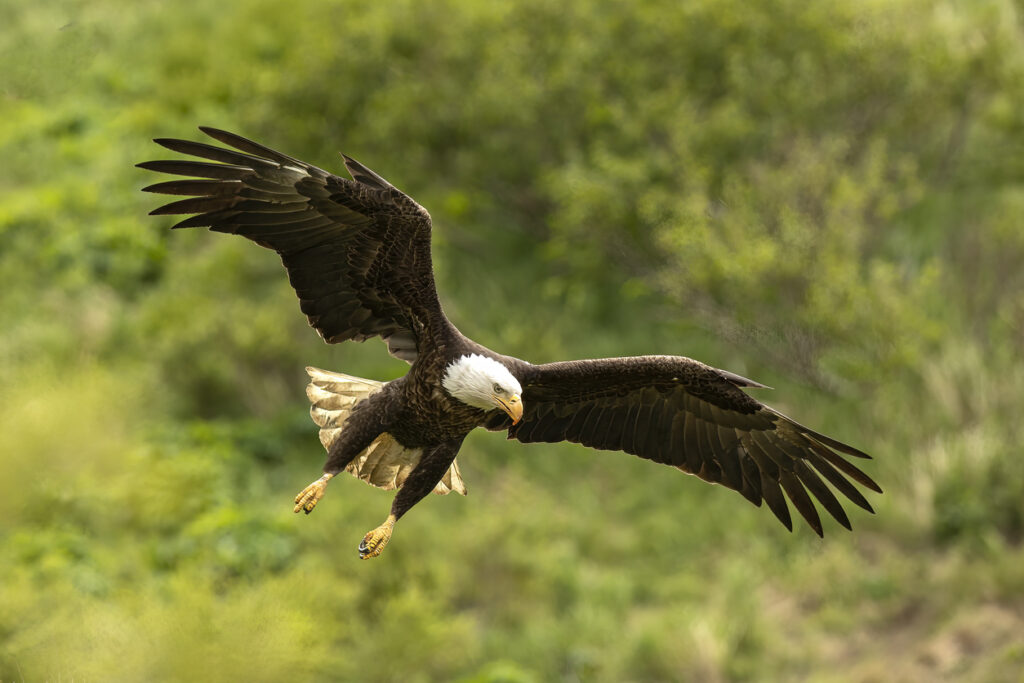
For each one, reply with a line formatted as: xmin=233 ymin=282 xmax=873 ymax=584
xmin=359 ymin=438 xmax=463 ymax=559
xmin=294 ymin=396 xmax=387 ymax=514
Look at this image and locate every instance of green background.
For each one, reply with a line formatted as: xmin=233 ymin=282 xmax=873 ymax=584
xmin=2 ymin=0 xmax=1023 ymax=680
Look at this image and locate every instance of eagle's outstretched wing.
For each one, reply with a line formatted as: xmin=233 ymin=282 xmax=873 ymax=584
xmin=138 ymin=128 xmax=439 ymax=363
xmin=499 ymin=355 xmax=880 ymax=535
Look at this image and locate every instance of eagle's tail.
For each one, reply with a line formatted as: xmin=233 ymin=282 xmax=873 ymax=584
xmin=304 ymin=367 xmax=467 ymax=495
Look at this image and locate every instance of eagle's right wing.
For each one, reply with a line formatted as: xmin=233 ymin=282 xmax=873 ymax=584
xmin=139 ymin=128 xmax=441 ymax=363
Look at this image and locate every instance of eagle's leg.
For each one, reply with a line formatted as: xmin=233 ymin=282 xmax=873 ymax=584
xmin=294 ymin=404 xmax=384 ymax=514
xmin=358 ymin=439 xmax=462 ymax=559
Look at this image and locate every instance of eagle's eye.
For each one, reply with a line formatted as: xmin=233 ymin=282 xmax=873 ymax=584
xmin=493 ymin=384 xmax=503 ymax=394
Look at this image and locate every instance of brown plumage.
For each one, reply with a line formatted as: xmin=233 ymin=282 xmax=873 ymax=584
xmin=140 ymin=128 xmax=881 ymax=558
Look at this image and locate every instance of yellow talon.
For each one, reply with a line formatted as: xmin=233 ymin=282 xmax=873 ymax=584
xmin=359 ymin=515 xmax=396 ymax=559
xmin=293 ymin=473 xmax=333 ymax=514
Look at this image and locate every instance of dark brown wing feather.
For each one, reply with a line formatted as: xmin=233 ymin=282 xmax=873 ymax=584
xmin=138 ymin=127 xmax=441 ymax=363
xmin=507 ymin=355 xmax=880 ymax=536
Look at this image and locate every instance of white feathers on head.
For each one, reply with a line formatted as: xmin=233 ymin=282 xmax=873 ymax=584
xmin=442 ymin=354 xmax=522 ymax=411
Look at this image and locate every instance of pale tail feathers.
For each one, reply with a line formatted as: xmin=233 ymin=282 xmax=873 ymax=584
xmin=305 ymin=367 xmax=467 ymax=495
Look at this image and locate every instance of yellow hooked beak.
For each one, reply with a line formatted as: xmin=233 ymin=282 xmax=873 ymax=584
xmin=495 ymin=394 xmax=523 ymax=424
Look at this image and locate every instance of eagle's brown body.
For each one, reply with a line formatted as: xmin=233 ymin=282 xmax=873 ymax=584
xmin=140 ymin=128 xmax=881 ymax=557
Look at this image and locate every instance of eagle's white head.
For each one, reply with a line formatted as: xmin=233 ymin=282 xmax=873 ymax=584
xmin=442 ymin=354 xmax=523 ymax=423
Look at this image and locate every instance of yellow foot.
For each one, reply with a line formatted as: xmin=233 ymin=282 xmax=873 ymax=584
xmin=358 ymin=515 xmax=396 ymax=559
xmin=293 ymin=473 xmax=333 ymax=514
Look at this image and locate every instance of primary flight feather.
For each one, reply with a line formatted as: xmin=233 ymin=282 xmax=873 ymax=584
xmin=140 ymin=128 xmax=881 ymax=558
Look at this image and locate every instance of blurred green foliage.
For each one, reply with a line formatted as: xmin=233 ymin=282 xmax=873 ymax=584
xmin=2 ymin=0 xmax=1024 ymax=680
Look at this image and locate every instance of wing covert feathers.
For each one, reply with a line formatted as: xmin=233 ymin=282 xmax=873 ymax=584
xmin=305 ymin=367 xmax=466 ymax=495
xmin=511 ymin=356 xmax=878 ymax=536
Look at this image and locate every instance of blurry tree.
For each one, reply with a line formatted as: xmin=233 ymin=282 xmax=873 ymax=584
xmin=2 ymin=0 xmax=1024 ymax=680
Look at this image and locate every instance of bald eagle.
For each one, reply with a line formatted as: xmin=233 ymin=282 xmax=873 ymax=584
xmin=139 ymin=128 xmax=881 ymax=559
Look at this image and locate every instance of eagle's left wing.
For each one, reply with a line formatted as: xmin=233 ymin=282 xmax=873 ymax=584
xmin=501 ymin=356 xmax=880 ymax=536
